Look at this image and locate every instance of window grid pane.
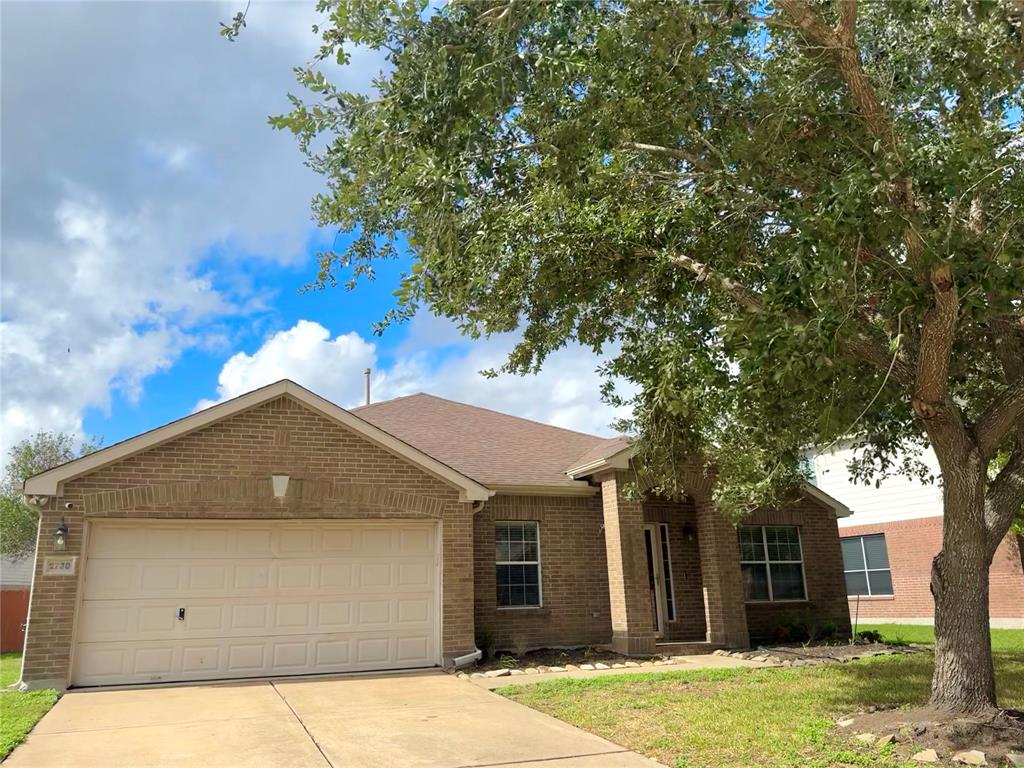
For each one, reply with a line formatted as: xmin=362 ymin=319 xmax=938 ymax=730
xmin=738 ymin=526 xmax=766 ymax=562
xmin=862 ymin=534 xmax=891 ymax=570
xmin=742 ymin=563 xmax=770 ymax=601
xmin=495 ymin=522 xmax=541 ymax=607
xmin=841 ymin=534 xmax=894 ymax=597
xmin=738 ymin=525 xmax=806 ymax=602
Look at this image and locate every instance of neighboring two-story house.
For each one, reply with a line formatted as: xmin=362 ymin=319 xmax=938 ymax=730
xmin=811 ymin=445 xmax=1024 ymax=629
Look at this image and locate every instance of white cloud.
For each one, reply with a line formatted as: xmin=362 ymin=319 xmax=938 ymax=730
xmin=0 ymin=196 xmax=230 ymax=456
xmin=196 ymin=320 xmax=377 ymax=410
xmin=0 ymin=2 xmax=386 ymax=459
xmin=198 ymin=318 xmax=633 ymax=436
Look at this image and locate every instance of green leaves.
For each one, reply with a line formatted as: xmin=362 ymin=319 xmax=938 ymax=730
xmin=274 ymin=0 xmax=1024 ymax=515
xmin=1 ymin=432 xmax=102 ymax=559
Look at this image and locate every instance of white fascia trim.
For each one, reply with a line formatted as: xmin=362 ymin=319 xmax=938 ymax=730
xmin=489 ymin=483 xmax=599 ymax=497
xmin=23 ymin=380 xmax=492 ymax=502
xmin=801 ymin=482 xmax=852 ymax=518
xmin=565 ymin=445 xmax=635 ymax=479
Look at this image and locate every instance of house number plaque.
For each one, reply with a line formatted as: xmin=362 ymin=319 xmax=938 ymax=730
xmin=42 ymin=556 xmax=77 ymax=576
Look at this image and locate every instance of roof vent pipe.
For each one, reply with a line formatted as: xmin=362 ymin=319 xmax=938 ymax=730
xmin=364 ymin=367 xmax=371 ymax=406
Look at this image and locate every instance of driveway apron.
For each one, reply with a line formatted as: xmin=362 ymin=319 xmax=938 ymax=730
xmin=6 ymin=670 xmax=661 ymax=768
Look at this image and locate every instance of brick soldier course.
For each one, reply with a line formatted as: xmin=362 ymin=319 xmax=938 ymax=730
xmin=20 ymin=380 xmax=852 ymax=690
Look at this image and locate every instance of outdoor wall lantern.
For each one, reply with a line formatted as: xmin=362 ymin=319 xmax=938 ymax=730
xmin=271 ymin=474 xmax=290 ymax=499
xmin=53 ymin=518 xmax=69 ymax=552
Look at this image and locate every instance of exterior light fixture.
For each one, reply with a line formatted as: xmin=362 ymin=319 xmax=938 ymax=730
xmin=53 ymin=518 xmax=69 ymax=552
xmin=271 ymin=474 xmax=290 ymax=499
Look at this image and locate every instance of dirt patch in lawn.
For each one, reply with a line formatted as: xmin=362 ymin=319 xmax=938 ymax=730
xmin=762 ymin=642 xmax=918 ymax=662
xmin=836 ymin=705 xmax=1024 ymax=765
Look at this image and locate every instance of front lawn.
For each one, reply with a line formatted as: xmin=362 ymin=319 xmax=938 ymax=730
xmin=0 ymin=653 xmax=59 ymax=760
xmin=500 ymin=636 xmax=1024 ymax=768
xmin=857 ymin=623 xmax=1024 ymax=653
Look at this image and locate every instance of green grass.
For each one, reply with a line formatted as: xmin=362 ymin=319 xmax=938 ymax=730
xmin=0 ymin=653 xmax=59 ymax=760
xmin=499 ymin=634 xmax=1024 ymax=768
xmin=0 ymin=652 xmax=23 ymax=688
xmin=856 ymin=623 xmax=1024 ymax=653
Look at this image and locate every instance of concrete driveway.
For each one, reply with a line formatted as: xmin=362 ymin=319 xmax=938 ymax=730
xmin=6 ymin=671 xmax=662 ymax=768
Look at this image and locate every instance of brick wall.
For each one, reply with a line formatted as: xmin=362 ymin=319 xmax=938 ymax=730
xmin=840 ymin=517 xmax=1024 ymax=623
xmin=22 ymin=395 xmax=475 ymax=686
xmin=473 ymin=494 xmax=612 ymax=652
xmin=743 ymin=498 xmax=852 ymax=644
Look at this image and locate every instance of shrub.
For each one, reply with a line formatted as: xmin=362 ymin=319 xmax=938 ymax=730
xmin=476 ymin=629 xmax=495 ymax=661
xmin=817 ymin=620 xmax=838 ymax=641
xmin=856 ymin=629 xmax=883 ymax=644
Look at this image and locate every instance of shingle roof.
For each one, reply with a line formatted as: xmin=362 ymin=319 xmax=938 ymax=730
xmin=353 ymin=393 xmax=626 ymax=489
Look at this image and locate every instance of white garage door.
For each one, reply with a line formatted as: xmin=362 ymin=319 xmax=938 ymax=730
xmin=72 ymin=520 xmax=440 ymax=687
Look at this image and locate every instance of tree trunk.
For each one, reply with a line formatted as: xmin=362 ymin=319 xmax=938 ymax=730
xmin=928 ymin=462 xmax=997 ymax=713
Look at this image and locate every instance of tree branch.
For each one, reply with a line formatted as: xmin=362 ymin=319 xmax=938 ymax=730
xmin=912 ymin=263 xmax=959 ymax=421
xmin=985 ymin=445 xmax=1024 ymax=545
xmin=621 ymin=142 xmax=713 ymax=173
xmin=668 ymin=251 xmax=915 ymax=385
xmin=776 ymin=0 xmax=934 ymax=285
xmin=837 ymin=0 xmax=857 ymax=47
xmin=975 ymin=382 xmax=1024 ymax=460
xmin=775 ymin=0 xmax=896 ymax=152
xmin=670 ymin=252 xmax=762 ymax=313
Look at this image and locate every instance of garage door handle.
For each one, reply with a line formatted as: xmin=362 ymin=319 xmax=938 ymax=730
xmin=178 ymin=608 xmax=185 ymax=621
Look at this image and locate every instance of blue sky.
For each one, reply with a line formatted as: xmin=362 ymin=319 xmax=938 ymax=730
xmin=0 ymin=1 xmax=626 ymax=458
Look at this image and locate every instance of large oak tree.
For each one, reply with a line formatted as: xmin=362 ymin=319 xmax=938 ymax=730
xmin=270 ymin=0 xmax=1024 ymax=712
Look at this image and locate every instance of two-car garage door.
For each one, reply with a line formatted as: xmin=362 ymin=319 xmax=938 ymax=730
xmin=72 ymin=520 xmax=440 ymax=687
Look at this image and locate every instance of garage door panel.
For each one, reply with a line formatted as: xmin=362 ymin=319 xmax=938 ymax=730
xmin=319 ymin=562 xmax=352 ymax=588
xmin=74 ymin=630 xmax=437 ymax=686
xmin=321 ymin=529 xmax=356 ymax=553
xmin=73 ymin=521 xmax=439 ymax=686
xmin=86 ymin=558 xmax=431 ymax=599
xmin=279 ymin=529 xmax=316 ymax=555
xmin=182 ymin=645 xmax=221 ymax=674
xmin=79 ymin=593 xmax=434 ymax=643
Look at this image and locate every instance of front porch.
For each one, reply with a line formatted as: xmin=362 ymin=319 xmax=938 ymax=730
xmin=597 ymin=470 xmax=752 ymax=655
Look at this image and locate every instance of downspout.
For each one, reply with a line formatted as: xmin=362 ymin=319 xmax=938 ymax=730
xmin=449 ymin=648 xmax=483 ymax=668
xmin=450 ymin=497 xmax=488 ymax=668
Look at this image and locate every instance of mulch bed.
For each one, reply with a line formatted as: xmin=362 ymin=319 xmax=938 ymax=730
xmin=476 ymin=647 xmax=647 ymax=672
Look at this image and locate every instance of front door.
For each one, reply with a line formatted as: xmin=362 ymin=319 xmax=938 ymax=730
xmin=643 ymin=524 xmax=678 ymax=638
xmin=643 ymin=525 xmax=665 ymax=637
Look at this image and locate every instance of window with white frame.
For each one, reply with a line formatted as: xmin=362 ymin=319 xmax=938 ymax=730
xmin=495 ymin=521 xmax=542 ymax=608
xmin=841 ymin=534 xmax=893 ymax=596
xmin=738 ymin=525 xmax=807 ymax=602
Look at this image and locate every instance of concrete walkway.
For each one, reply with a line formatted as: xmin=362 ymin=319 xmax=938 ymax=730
xmin=471 ymin=652 xmax=768 ymax=689
xmin=6 ymin=670 xmax=663 ymax=768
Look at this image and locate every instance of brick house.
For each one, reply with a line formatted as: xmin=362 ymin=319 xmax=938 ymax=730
xmin=20 ymin=380 xmax=852 ymax=690
xmin=811 ymin=446 xmax=1024 ymax=629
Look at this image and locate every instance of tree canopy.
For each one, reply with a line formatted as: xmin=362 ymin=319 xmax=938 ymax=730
xmin=1 ymin=432 xmax=100 ymax=559
xmin=270 ymin=0 xmax=1024 ymax=711
xmin=274 ymin=0 xmax=1023 ymax=515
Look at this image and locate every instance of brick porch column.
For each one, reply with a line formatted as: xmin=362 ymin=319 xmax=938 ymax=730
xmin=598 ymin=471 xmax=656 ymax=655
xmin=693 ymin=496 xmax=750 ymax=648
xmin=683 ymin=464 xmax=750 ymax=649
